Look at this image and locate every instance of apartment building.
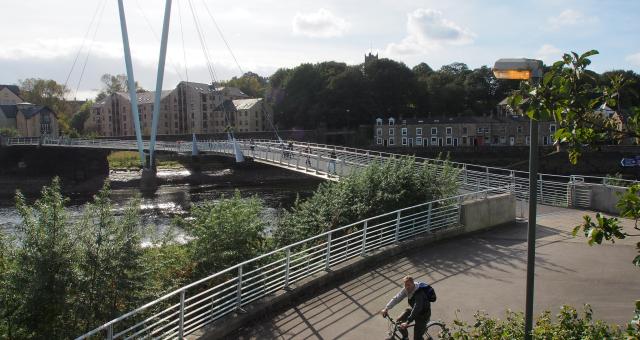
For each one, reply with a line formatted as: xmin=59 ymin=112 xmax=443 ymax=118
xmin=87 ymin=81 xmax=272 ymax=137
xmin=374 ymin=115 xmax=557 ymax=148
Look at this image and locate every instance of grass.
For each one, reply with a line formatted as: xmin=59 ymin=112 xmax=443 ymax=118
xmin=107 ymin=151 xmax=183 ymax=170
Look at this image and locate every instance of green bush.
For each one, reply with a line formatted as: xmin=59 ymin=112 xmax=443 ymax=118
xmin=273 ymin=156 xmax=460 ymax=245
xmin=176 ymin=191 xmax=268 ymax=277
xmin=443 ymin=305 xmax=635 ymax=339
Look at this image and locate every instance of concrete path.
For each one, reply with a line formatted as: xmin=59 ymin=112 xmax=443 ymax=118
xmin=229 ymin=207 xmax=640 ymax=339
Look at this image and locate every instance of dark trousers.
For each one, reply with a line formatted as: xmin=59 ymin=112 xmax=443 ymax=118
xmin=397 ymin=307 xmax=429 ymax=340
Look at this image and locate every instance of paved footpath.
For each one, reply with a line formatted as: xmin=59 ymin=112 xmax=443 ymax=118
xmin=229 ymin=206 xmax=640 ymax=339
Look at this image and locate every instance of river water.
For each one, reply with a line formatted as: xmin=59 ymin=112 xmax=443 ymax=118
xmin=0 ymin=167 xmax=323 ymax=241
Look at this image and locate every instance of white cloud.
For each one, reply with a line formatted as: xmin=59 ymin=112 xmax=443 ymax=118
xmin=626 ymin=52 xmax=640 ymax=66
xmin=292 ymin=9 xmax=350 ymax=38
xmin=547 ymin=9 xmax=597 ymax=30
xmin=536 ymin=44 xmax=562 ymax=64
xmin=385 ymin=9 xmax=474 ymax=56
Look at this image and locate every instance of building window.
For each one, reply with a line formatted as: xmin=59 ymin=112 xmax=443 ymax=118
xmin=484 ymin=127 xmax=490 ymax=133
xmin=416 ymin=137 xmax=423 ymax=145
xmin=500 ymin=136 xmax=506 ymax=144
xmin=446 ymin=137 xmax=452 ymax=145
xmin=525 ymin=136 xmax=530 ymax=145
xmin=388 ymin=138 xmax=395 ymax=146
xmin=402 ymin=137 xmax=408 ymax=145
xmin=477 ymin=127 xmax=483 ymax=134
xmin=376 ymin=119 xmax=382 ymax=126
xmin=543 ymin=136 xmax=549 ymax=145
xmin=376 ymin=128 xmax=382 ymax=136
xmin=462 ymin=136 xmax=467 ymax=145
xmin=388 ymin=118 xmax=395 ymax=126
xmin=377 ymin=138 xmax=383 ymax=145
xmin=431 ymin=127 xmax=437 ymax=135
xmin=446 ymin=127 xmax=452 ymax=135
xmin=462 ymin=127 xmax=468 ymax=135
xmin=389 ymin=128 xmax=395 ymax=136
xmin=517 ymin=126 xmax=523 ymax=134
xmin=549 ymin=124 xmax=556 ymax=133
xmin=431 ymin=137 xmax=437 ymax=145
xmin=401 ymin=128 xmax=408 ymax=136
xmin=416 ymin=128 xmax=422 ymax=136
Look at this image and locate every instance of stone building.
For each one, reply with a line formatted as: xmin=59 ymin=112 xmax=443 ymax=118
xmin=86 ymin=81 xmax=271 ymax=137
xmin=0 ymin=85 xmax=22 ymax=105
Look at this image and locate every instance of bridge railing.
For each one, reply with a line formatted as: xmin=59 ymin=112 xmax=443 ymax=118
xmin=76 ymin=185 xmax=512 ymax=340
xmin=6 ymin=137 xmax=637 ymax=208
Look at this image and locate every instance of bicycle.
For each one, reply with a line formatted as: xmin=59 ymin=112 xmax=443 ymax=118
xmin=384 ymin=314 xmax=447 ymax=340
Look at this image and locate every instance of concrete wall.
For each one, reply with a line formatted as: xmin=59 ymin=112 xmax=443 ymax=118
xmin=590 ymin=185 xmax=627 ymax=215
xmin=461 ymin=193 xmax=516 ymax=232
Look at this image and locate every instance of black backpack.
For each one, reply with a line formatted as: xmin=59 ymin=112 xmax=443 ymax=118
xmin=416 ymin=282 xmax=437 ymax=303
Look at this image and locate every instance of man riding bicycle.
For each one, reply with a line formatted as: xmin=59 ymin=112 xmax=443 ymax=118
xmin=380 ymin=276 xmax=436 ymax=340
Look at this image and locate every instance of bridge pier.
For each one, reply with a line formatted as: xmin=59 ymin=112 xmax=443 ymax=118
xmin=140 ymin=167 xmax=158 ymax=192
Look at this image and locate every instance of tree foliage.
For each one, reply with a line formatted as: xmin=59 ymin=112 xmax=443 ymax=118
xmin=509 ymin=50 xmax=640 ymax=330
xmin=95 ymin=74 xmax=145 ymax=102
xmin=267 ymin=59 xmax=522 ymax=130
xmin=273 ymin=156 xmax=460 ymax=245
xmin=443 ymin=305 xmax=635 ymax=339
xmin=176 ymin=191 xmax=267 ymax=277
xmin=221 ymin=71 xmax=268 ymax=98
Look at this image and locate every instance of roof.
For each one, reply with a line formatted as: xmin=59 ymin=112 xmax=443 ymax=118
xmin=215 ymin=99 xmax=237 ymax=112
xmin=0 ymin=85 xmax=21 ymax=98
xmin=219 ymin=86 xmax=249 ymax=98
xmin=233 ymin=98 xmax=261 ymax=110
xmin=181 ymin=81 xmax=217 ymax=93
xmin=388 ymin=115 xmax=533 ymax=125
xmin=0 ymin=105 xmax=18 ymax=119
xmin=19 ymin=105 xmax=56 ymax=119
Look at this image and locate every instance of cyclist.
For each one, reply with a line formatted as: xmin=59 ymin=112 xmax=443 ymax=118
xmin=380 ymin=276 xmax=433 ymax=340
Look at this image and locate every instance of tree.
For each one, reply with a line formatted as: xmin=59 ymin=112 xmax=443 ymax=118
xmin=273 ymin=156 xmax=460 ymax=245
xmin=18 ymin=78 xmax=70 ymax=116
xmin=177 ymin=192 xmax=267 ymax=277
xmin=10 ymin=178 xmax=79 ymax=339
xmin=95 ymin=74 xmax=145 ymax=102
xmin=509 ymin=50 xmax=640 ymax=331
xmin=70 ymin=100 xmax=93 ymax=134
xmin=222 ymin=71 xmax=268 ymax=98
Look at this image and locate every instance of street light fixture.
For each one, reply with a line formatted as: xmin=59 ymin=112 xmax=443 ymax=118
xmin=493 ymin=58 xmax=543 ymax=340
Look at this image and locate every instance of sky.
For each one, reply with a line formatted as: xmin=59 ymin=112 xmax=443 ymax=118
xmin=1 ymin=0 xmax=639 ymax=100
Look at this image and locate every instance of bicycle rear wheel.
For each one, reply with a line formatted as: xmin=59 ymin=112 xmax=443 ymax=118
xmin=424 ymin=321 xmax=446 ymax=340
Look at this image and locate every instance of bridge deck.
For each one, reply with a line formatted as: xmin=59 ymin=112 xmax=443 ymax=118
xmin=228 ymin=206 xmax=640 ymax=339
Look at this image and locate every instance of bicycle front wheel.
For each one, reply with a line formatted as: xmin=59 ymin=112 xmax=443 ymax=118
xmin=424 ymin=321 xmax=446 ymax=340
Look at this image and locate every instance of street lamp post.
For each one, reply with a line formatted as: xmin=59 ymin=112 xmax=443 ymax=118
xmin=493 ymin=58 xmax=543 ymax=340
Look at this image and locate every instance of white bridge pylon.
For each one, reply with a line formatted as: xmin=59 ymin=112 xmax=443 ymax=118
xmin=117 ymin=0 xmax=172 ymax=169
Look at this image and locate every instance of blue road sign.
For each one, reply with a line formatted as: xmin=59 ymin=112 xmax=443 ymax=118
xmin=621 ymin=157 xmax=639 ymax=167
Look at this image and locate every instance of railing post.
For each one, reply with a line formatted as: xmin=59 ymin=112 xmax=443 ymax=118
xmin=340 ymin=158 xmax=345 ymax=177
xmin=569 ymin=175 xmax=575 ymax=207
xmin=426 ymin=203 xmax=432 ymax=231
xmin=107 ymin=324 xmax=113 ymax=340
xmin=485 ymin=167 xmax=490 ymax=188
xmin=179 ymin=290 xmax=185 ymax=339
xmin=236 ymin=265 xmax=243 ymax=308
xmin=510 ymin=170 xmax=516 ymax=195
xmin=284 ymin=247 xmax=291 ymax=289
xmin=361 ymin=220 xmax=368 ymax=256
xmin=538 ymin=174 xmax=543 ymax=204
xmin=316 ymin=154 xmax=320 ymax=174
xmin=463 ymin=164 xmax=468 ymax=186
xmin=395 ymin=211 xmax=401 ymax=243
xmin=325 ymin=233 xmax=332 ymax=270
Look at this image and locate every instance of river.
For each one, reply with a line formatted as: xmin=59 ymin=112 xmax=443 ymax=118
xmin=0 ymin=166 xmax=323 ymax=241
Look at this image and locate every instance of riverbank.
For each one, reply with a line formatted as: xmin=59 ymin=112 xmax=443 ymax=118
xmin=0 ymin=159 xmax=323 ymax=203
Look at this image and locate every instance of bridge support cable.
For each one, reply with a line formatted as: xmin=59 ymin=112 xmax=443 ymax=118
xmin=117 ymin=0 xmax=145 ymax=167
xmin=149 ymin=0 xmax=173 ymax=169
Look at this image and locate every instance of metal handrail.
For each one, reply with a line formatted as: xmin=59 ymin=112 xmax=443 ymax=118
xmin=76 ymin=186 xmax=511 ymax=339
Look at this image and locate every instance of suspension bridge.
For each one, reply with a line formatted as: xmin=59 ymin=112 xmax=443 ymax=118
xmin=4 ymin=136 xmax=637 ymax=338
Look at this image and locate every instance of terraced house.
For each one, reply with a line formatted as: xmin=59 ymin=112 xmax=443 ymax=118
xmin=86 ymin=81 xmax=273 ymax=136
